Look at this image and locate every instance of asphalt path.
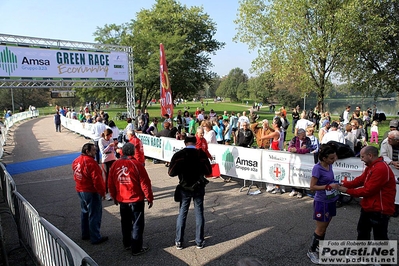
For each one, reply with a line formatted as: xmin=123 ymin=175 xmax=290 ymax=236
xmin=1 ymin=116 xmax=398 ymax=266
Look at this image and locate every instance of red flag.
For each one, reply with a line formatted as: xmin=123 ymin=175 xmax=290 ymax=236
xmin=160 ymin=43 xmax=173 ymax=118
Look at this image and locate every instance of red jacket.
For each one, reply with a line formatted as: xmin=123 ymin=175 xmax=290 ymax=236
xmin=342 ymin=157 xmax=396 ymax=215
xmin=195 ymin=136 xmax=212 ymax=159
xmin=129 ymin=135 xmax=145 ymax=165
xmin=72 ymin=154 xmax=106 ymax=197
xmin=108 ymin=157 xmax=154 ymax=203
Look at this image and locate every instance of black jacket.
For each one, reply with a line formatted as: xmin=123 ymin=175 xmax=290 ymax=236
xmin=168 ymin=148 xmax=212 ymax=191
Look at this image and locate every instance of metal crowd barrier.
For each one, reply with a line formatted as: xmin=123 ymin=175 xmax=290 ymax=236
xmin=0 ymin=110 xmax=39 ymax=160
xmin=0 ymin=111 xmax=98 ymax=266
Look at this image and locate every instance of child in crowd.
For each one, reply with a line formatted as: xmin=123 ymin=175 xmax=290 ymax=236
xmin=369 ymin=120 xmax=379 ymax=144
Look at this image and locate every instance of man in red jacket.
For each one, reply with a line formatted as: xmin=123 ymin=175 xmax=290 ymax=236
xmin=127 ymin=130 xmax=146 ymax=166
xmin=338 ymin=146 xmax=396 ymax=240
xmin=72 ymin=143 xmax=108 ymax=244
xmin=108 ymin=143 xmax=154 ymax=255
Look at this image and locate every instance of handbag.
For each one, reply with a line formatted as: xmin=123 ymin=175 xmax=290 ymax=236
xmin=206 ymin=163 xmax=221 ymax=178
xmin=174 ymin=185 xmax=182 ymax=202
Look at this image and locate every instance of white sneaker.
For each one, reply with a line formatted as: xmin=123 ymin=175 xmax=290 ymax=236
xmin=307 ymin=249 xmax=319 ymax=264
xmin=297 ymin=192 xmax=303 ymax=198
xmin=266 ymin=184 xmax=275 ymax=192
xmin=105 ymin=193 xmax=112 ymax=201
xmin=289 ymin=190 xmax=298 ymax=197
xmin=271 ymin=188 xmax=281 ymax=194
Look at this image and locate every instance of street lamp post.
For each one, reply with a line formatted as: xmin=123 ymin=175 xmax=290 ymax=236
xmin=11 ymin=88 xmax=15 ymax=113
xmin=303 ymin=93 xmax=306 ymax=111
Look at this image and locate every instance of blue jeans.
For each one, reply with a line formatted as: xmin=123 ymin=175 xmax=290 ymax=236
xmin=78 ymin=192 xmax=103 ymax=243
xmin=120 ymin=201 xmax=145 ymax=253
xmin=176 ymin=187 xmax=205 ymax=245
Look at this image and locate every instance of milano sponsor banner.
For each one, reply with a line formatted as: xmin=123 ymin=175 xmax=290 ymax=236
xmin=159 ymin=43 xmax=173 ymax=118
xmin=0 ymin=45 xmax=128 ymax=80
xmin=261 ymin=150 xmax=292 ymax=184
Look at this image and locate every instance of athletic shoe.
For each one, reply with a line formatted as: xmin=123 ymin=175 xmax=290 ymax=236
xmin=196 ymin=241 xmax=205 ymax=249
xmin=289 ymin=190 xmax=298 ymax=197
xmin=297 ymin=192 xmax=303 ymax=198
xmin=175 ymin=242 xmax=183 ymax=250
xmin=307 ymin=249 xmax=320 ymax=264
xmin=92 ymin=236 xmax=109 ymax=245
xmin=266 ymin=184 xmax=275 ymax=192
xmin=105 ymin=193 xmax=112 ymax=201
xmin=271 ymin=188 xmax=281 ymax=194
xmin=132 ymin=247 xmax=149 ymax=256
xmin=281 ymin=187 xmax=286 ymax=193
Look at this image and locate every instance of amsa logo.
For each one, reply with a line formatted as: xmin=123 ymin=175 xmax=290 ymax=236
xmin=0 ymin=46 xmax=18 ymax=76
xmin=21 ymin=57 xmax=50 ymax=66
xmin=235 ymin=157 xmax=259 ymax=172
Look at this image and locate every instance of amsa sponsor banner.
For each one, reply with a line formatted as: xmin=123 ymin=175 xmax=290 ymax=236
xmin=208 ymin=145 xmax=261 ymax=180
xmin=162 ymin=138 xmax=185 ymax=162
xmin=0 ymin=45 xmax=128 ymax=80
xmin=261 ymin=150 xmax=291 ymax=184
xmin=137 ymin=134 xmax=163 ymax=160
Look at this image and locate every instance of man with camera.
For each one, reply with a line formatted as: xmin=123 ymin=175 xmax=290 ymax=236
xmin=168 ymin=134 xmax=212 ymax=250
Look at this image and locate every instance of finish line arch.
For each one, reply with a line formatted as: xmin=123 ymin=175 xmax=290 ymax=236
xmin=0 ymin=34 xmax=135 ymax=117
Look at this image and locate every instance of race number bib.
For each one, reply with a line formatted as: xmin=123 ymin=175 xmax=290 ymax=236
xmin=325 ymin=188 xmax=339 ymax=199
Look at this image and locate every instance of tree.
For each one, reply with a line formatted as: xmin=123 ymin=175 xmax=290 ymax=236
xmin=0 ymin=88 xmax=51 ymax=112
xmin=216 ymin=68 xmax=248 ymax=101
xmin=339 ymin=1 xmax=399 ymax=95
xmin=235 ymin=0 xmax=347 ymax=112
xmin=94 ymin=0 xmax=224 ymax=111
xmin=247 ymin=72 xmax=275 ymax=104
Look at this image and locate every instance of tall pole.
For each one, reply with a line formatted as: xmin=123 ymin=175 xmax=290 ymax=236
xmin=303 ymin=93 xmax=306 ymax=111
xmin=11 ymin=88 xmax=15 ymax=113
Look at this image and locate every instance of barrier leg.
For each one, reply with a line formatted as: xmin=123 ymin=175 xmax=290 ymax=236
xmin=239 ymin=180 xmax=259 ymax=195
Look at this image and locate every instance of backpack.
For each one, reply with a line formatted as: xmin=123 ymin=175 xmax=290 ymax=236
xmin=282 ymin=118 xmax=290 ymax=130
xmin=339 ymin=111 xmax=344 ymax=122
xmin=327 ymin=141 xmax=355 ymax=159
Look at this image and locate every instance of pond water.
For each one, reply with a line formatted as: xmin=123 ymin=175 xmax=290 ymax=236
xmin=304 ymin=98 xmax=399 ymax=117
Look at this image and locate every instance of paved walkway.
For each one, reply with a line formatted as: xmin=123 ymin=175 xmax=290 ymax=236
xmin=1 ymin=116 xmax=398 ymax=266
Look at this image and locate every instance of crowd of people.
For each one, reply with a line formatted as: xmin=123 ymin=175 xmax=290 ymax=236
xmin=68 ymin=102 xmax=397 ymax=263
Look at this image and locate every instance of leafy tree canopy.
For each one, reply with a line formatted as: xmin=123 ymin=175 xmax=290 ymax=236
xmin=235 ymin=0 xmax=349 ymax=112
xmin=92 ymin=0 xmax=224 ymax=110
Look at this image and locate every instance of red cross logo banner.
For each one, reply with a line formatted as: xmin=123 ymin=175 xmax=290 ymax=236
xmin=159 ymin=43 xmax=174 ymax=118
xmin=269 ymin=163 xmax=286 ymax=181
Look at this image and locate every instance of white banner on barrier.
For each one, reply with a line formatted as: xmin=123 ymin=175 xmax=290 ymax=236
xmin=261 ymin=150 xmax=292 ymax=185
xmin=333 ymin=158 xmax=365 ymax=182
xmin=287 ymin=152 xmax=315 ymax=187
xmin=137 ymin=134 xmax=163 ymax=160
xmin=58 ymin=118 xmax=399 ymax=204
xmin=208 ymin=145 xmax=262 ymax=180
xmin=162 ymin=138 xmax=185 ymax=162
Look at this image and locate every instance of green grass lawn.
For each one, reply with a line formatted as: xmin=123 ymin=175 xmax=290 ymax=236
xmin=37 ymin=101 xmax=393 ymax=146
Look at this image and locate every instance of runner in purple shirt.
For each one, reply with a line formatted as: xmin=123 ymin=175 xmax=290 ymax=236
xmin=307 ymin=144 xmax=340 ymax=264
